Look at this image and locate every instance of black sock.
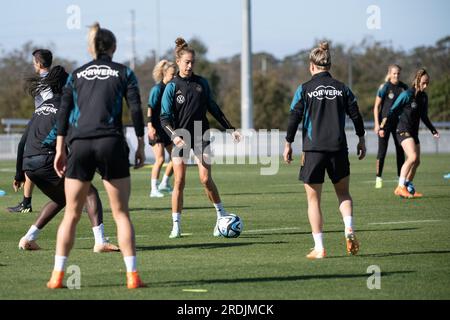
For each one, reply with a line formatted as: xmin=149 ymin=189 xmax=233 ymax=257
xmin=22 ymin=197 xmax=32 ymax=206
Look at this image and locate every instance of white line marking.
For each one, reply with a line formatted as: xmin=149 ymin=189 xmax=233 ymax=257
xmin=368 ymin=219 xmax=442 ymax=225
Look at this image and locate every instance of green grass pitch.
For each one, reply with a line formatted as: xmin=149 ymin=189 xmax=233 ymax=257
xmin=0 ymin=154 xmax=449 ymax=299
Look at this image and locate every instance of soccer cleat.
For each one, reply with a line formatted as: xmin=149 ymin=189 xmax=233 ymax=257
xmin=213 ymin=220 xmax=222 ymax=237
xmin=394 ymin=186 xmax=413 ymax=198
xmin=375 ymin=177 xmax=383 ymax=189
xmin=18 ymin=237 xmax=41 ymax=250
xmin=149 ymin=190 xmax=164 ymax=198
xmin=306 ymin=248 xmax=326 ymax=260
xmin=7 ymin=201 xmax=32 ymax=213
xmin=46 ymin=271 xmax=65 ymax=289
xmin=345 ymin=231 xmax=359 ymax=255
xmin=158 ymin=183 xmax=173 ymax=193
xmin=93 ymin=242 xmax=120 ymax=253
xmin=412 ymin=190 xmax=423 ymax=198
xmin=126 ymin=271 xmax=146 ymax=289
xmin=169 ymin=229 xmax=181 ymax=239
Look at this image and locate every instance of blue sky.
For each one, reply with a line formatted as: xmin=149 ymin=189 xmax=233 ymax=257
xmin=1 ymin=0 xmax=449 ymax=64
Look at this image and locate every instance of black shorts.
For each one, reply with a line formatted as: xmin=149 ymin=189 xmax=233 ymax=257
xmin=23 ymin=154 xmax=65 ymax=205
xmin=299 ymin=149 xmax=350 ymax=184
xmin=149 ymin=127 xmax=172 ymax=147
xmin=66 ymin=136 xmax=130 ymax=181
xmin=171 ymin=135 xmax=211 ymax=159
xmin=396 ymin=131 xmax=419 ymax=145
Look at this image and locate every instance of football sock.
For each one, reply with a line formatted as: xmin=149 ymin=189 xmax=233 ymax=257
xmin=172 ymin=212 xmax=181 ymax=232
xmin=161 ymin=175 xmax=170 ymax=186
xmin=123 ymin=256 xmax=137 ymax=272
xmin=343 ymin=216 xmax=354 ymax=235
xmin=23 ymin=196 xmax=32 ymax=206
xmin=24 ymin=225 xmax=40 ymax=241
xmin=151 ymin=179 xmax=158 ymax=191
xmin=398 ymin=176 xmax=406 ymax=187
xmin=54 ymin=255 xmax=67 ymax=271
xmin=312 ymin=232 xmax=324 ymax=251
xmin=214 ymin=202 xmax=226 ymax=218
xmin=92 ymin=223 xmax=106 ymax=245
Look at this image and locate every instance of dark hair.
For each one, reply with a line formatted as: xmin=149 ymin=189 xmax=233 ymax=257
xmin=174 ymin=37 xmax=195 ymax=60
xmin=32 ymin=49 xmax=53 ymax=69
xmin=88 ymin=22 xmax=116 ymax=58
xmin=25 ymin=65 xmax=69 ymax=97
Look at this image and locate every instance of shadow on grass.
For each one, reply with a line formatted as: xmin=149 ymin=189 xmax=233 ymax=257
xmin=135 ymin=241 xmax=288 ymax=251
xmin=332 ymin=249 xmax=450 ymax=259
xmin=251 ymin=227 xmax=419 ymax=237
xmin=151 ymin=271 xmax=415 ymax=288
xmin=105 ymin=205 xmax=251 ymax=213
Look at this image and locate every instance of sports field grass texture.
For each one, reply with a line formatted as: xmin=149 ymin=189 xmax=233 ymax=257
xmin=0 ymin=154 xmax=449 ymax=299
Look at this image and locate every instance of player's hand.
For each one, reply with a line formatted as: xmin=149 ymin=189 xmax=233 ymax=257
xmin=433 ymin=131 xmax=440 ymax=139
xmin=134 ymin=137 xmax=145 ymax=169
xmin=357 ymin=137 xmax=366 ymax=160
xmin=54 ymin=150 xmax=67 ymax=178
xmin=374 ymin=124 xmax=380 ymax=134
xmin=231 ymin=130 xmax=241 ymax=143
xmin=378 ymin=129 xmax=385 ymax=138
xmin=12 ymin=180 xmax=24 ymax=192
xmin=148 ymin=126 xmax=156 ymax=141
xmin=283 ymin=143 xmax=293 ymax=164
xmin=173 ymin=136 xmax=186 ymax=148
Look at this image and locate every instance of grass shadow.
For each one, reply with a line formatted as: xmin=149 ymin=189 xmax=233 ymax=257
xmin=152 ymin=270 xmax=415 ymax=288
xmin=135 ymin=241 xmax=288 ymax=251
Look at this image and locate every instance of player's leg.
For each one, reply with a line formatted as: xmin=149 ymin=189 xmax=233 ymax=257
xmin=170 ymin=156 xmax=186 ymax=238
xmin=405 ymin=142 xmax=422 ymax=197
xmin=395 ymin=136 xmax=416 ymax=198
xmin=150 ymin=143 xmax=165 ymax=197
xmin=333 ymin=176 xmax=359 ymax=255
xmin=158 ymin=143 xmax=174 ymax=192
xmin=7 ymin=175 xmax=34 ymax=213
xmin=375 ymin=130 xmax=390 ymax=188
xmin=86 ymin=185 xmax=120 ymax=252
xmin=392 ymin=122 xmax=405 ymax=178
xmin=19 ymin=171 xmax=65 ymax=250
xmin=304 ymin=183 xmax=326 ymax=259
xmin=195 ymin=153 xmax=227 ymax=237
xmin=47 ymin=178 xmax=90 ymax=289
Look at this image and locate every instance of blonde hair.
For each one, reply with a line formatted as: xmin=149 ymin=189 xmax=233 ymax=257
xmin=412 ymin=68 xmax=429 ymax=95
xmin=384 ymin=64 xmax=401 ymax=82
xmin=152 ymin=59 xmax=176 ymax=82
xmin=309 ymin=41 xmax=331 ymax=70
xmin=87 ymin=22 xmax=116 ymax=59
xmin=174 ymin=37 xmax=195 ymax=60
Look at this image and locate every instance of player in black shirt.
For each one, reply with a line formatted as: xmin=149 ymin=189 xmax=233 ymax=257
xmin=49 ymin=23 xmax=146 ymax=289
xmin=379 ymin=68 xmax=439 ymax=198
xmin=6 ymin=49 xmax=53 ymax=213
xmin=373 ymin=64 xmax=407 ymax=189
xmin=147 ymin=60 xmax=176 ymax=198
xmin=284 ymin=42 xmax=366 ymax=259
xmin=12 ymin=66 xmax=118 ymax=253
xmin=160 ymin=38 xmax=241 ymax=238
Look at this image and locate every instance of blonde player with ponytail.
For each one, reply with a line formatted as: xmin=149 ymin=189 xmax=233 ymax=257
xmin=147 ymin=60 xmax=176 ymax=198
xmin=284 ymin=41 xmax=366 ymax=259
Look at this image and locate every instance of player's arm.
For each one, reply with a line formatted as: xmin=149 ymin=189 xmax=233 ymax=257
xmin=125 ymin=67 xmax=145 ymax=168
xmin=147 ymin=86 xmax=160 ymax=140
xmin=344 ymin=86 xmax=366 ymax=159
xmin=13 ymin=122 xmax=32 ymax=190
xmin=420 ymin=95 xmax=439 ymax=137
xmin=284 ymin=85 xmax=305 ymax=163
xmin=379 ymin=90 xmax=409 ymax=135
xmin=160 ymin=82 xmax=184 ymax=147
xmin=373 ymin=83 xmax=386 ymax=133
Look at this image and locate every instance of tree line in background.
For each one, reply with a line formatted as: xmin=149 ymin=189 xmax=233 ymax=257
xmin=1 ymin=36 xmax=449 ymax=131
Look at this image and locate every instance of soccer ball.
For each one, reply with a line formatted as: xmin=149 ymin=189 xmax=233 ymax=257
xmin=217 ymin=214 xmax=243 ymax=238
